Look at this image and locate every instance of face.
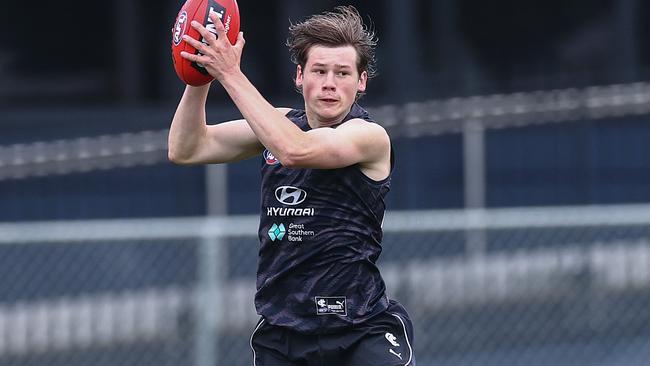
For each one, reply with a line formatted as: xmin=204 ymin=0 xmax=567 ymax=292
xmin=295 ymin=45 xmax=368 ymax=127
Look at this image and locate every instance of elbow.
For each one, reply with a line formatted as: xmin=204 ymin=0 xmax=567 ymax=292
xmin=167 ymin=136 xmax=204 ymax=165
xmin=276 ymin=148 xmax=307 ymax=168
xmin=168 ymin=148 xmax=193 ymax=165
xmin=279 ymin=156 xmax=299 ymax=168
xmin=167 ymin=150 xmax=184 ymax=165
xmin=273 ymin=135 xmax=315 ymax=168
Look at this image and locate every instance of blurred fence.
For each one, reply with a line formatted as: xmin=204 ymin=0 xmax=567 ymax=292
xmin=2 ymin=82 xmax=650 ymax=181
xmin=1 ymin=204 xmax=650 ymax=365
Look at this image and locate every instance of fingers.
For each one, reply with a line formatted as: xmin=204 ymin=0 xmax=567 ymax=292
xmin=184 ymin=12 xmax=240 ymax=51
xmin=191 ymin=20 xmax=217 ymax=44
xmin=179 ymin=50 xmax=207 ymax=64
xmin=178 ymin=11 xmax=242 ymax=75
xmin=234 ymin=31 xmax=245 ymax=51
xmin=208 ymin=11 xmax=228 ymax=40
xmin=182 ymin=34 xmax=207 ymax=53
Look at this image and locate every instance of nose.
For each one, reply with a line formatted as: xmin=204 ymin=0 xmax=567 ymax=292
xmin=322 ymin=71 xmax=336 ymax=91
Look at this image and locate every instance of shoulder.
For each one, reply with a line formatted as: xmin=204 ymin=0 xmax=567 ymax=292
xmin=334 ymin=119 xmax=390 ymax=164
xmin=338 ymin=119 xmax=391 ymax=177
xmin=339 ymin=118 xmax=390 ymax=143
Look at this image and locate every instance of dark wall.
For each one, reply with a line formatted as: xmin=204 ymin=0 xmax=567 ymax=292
xmin=1 ymin=0 xmax=647 ymax=106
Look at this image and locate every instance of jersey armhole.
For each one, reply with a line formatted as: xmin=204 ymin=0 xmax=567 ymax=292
xmin=354 ymin=142 xmax=394 ymax=185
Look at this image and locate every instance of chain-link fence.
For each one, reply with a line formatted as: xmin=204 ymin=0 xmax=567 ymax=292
xmin=1 ymin=205 xmax=650 ymax=365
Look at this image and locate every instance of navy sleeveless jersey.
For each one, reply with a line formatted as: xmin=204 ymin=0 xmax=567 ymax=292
xmin=256 ymin=103 xmax=392 ymax=333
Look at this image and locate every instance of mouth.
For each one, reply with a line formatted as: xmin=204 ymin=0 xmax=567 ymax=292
xmin=319 ymin=98 xmax=339 ymax=104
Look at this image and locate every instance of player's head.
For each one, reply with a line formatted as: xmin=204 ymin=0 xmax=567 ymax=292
xmin=287 ymin=6 xmax=378 ymax=123
xmin=287 ymin=6 xmax=377 ymax=82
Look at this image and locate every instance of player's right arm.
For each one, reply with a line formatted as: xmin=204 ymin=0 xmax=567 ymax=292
xmin=168 ymin=85 xmax=271 ymax=165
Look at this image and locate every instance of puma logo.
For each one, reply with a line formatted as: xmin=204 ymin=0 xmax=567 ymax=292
xmin=389 ymin=348 xmax=402 ymax=360
xmin=385 ymin=332 xmax=400 ymax=347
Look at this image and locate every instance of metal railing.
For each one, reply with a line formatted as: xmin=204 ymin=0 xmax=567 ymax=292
xmin=2 ymin=82 xmax=650 ymax=181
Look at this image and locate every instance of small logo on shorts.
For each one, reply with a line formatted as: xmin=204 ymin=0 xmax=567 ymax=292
xmin=389 ymin=349 xmax=403 ymax=360
xmin=385 ymin=332 xmax=400 ymax=347
xmin=315 ymin=297 xmax=347 ymax=315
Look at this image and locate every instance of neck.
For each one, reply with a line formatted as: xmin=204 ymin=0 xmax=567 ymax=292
xmin=305 ymin=105 xmax=353 ymax=129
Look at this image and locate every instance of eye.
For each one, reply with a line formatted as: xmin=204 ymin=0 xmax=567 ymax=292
xmin=313 ymin=69 xmax=326 ymax=75
xmin=337 ymin=71 xmax=350 ymax=77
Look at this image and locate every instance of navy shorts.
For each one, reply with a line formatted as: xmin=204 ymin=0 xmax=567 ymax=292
xmin=250 ymin=300 xmax=415 ymax=366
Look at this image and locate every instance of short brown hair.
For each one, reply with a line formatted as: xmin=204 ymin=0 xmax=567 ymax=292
xmin=286 ymin=6 xmax=378 ymax=79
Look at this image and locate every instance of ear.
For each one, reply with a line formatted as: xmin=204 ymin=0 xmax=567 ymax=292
xmin=357 ymin=70 xmax=368 ymax=93
xmin=295 ymin=65 xmax=304 ymax=88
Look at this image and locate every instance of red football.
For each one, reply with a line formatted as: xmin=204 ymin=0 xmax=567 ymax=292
xmin=171 ymin=0 xmax=240 ymax=86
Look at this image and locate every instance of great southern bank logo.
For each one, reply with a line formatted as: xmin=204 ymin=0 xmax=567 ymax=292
xmin=268 ymin=223 xmax=286 ymax=241
xmin=275 ymin=186 xmax=307 ymax=206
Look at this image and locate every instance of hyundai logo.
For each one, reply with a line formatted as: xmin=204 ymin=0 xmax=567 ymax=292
xmin=275 ymin=186 xmax=307 ymax=206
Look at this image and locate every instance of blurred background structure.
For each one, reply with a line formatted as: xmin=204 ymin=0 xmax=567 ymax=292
xmin=1 ymin=0 xmax=650 ymax=365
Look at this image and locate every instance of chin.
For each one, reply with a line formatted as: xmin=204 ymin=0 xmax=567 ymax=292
xmin=312 ymin=103 xmax=334 ymax=113
xmin=317 ymin=109 xmax=343 ymax=121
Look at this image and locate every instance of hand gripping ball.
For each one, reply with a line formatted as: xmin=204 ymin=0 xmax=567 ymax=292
xmin=171 ymin=0 xmax=240 ymax=86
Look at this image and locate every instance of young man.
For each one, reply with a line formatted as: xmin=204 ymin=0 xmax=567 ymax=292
xmin=169 ymin=6 xmax=415 ymax=365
